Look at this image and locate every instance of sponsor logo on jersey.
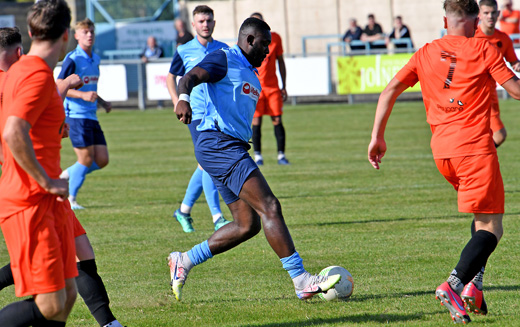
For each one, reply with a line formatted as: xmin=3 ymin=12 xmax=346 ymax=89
xmin=241 ymin=82 xmax=260 ymax=100
xmin=83 ymin=75 xmax=99 ymax=84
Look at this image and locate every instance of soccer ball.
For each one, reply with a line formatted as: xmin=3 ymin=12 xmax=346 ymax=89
xmin=318 ymin=266 xmax=354 ymax=301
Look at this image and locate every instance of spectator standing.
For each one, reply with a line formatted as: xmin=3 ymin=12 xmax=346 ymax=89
xmin=175 ymin=18 xmax=194 ymax=47
xmin=140 ymin=36 xmax=164 ymax=63
xmin=343 ymin=18 xmax=364 ymax=50
xmin=250 ymin=12 xmax=290 ymax=166
xmin=499 ymin=0 xmax=520 ymax=37
xmin=386 ymin=16 xmax=413 ymax=49
xmin=361 ymin=14 xmax=386 ymax=49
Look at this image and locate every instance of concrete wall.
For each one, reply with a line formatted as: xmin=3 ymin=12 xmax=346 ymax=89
xmin=178 ymin=0 xmax=447 ymax=56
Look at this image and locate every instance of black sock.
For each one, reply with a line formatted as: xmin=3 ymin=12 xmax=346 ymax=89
xmin=453 ymin=230 xmax=498 ymax=285
xmin=471 ymin=219 xmax=476 ymax=236
xmin=0 ymin=263 xmax=14 ymax=290
xmin=274 ymin=123 xmax=286 ymax=153
xmin=34 ymin=320 xmax=66 ymax=327
xmin=0 ymin=298 xmax=45 ymax=326
xmin=252 ymin=125 xmax=261 ymax=153
xmin=76 ymin=260 xmax=116 ymax=326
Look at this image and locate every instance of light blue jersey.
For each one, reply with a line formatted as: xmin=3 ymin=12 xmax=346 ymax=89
xmin=169 ymin=37 xmax=228 ymax=120
xmin=58 ymin=45 xmax=100 ymax=121
xmin=196 ymin=44 xmax=262 ymax=143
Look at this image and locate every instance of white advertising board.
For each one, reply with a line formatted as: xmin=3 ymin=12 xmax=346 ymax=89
xmin=145 ymin=63 xmax=171 ymax=100
xmin=284 ymin=57 xmax=329 ymax=96
xmin=53 ymin=64 xmax=128 ymax=102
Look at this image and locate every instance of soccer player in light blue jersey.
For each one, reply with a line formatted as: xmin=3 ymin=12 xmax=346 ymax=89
xmin=166 ymin=5 xmax=230 ymax=233
xmin=167 ymin=17 xmax=340 ymax=301
xmin=57 ymin=18 xmax=112 ymax=210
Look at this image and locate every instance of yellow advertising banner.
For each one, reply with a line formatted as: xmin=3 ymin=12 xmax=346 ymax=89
xmin=337 ymin=53 xmax=421 ymax=94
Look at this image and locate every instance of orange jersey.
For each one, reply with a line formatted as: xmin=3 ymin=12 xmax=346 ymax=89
xmin=0 ymin=55 xmax=65 ymax=219
xmin=499 ymin=9 xmax=520 ymax=35
xmin=395 ymin=35 xmax=515 ymax=159
xmin=474 ymin=27 xmax=518 ymax=63
xmin=257 ymin=31 xmax=283 ymax=88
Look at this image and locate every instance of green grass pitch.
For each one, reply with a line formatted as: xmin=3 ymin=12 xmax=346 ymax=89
xmin=1 ymin=100 xmax=519 ymax=326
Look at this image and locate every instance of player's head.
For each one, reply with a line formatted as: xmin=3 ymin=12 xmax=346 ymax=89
xmin=394 ymin=16 xmax=403 ymax=27
xmin=27 ymin=0 xmax=71 ymax=42
xmin=192 ymin=5 xmax=215 ymax=40
xmin=174 ymin=18 xmax=186 ymax=32
xmin=75 ymin=18 xmax=95 ymax=51
xmin=443 ymin=0 xmax=480 ymax=37
xmin=504 ymin=0 xmax=513 ymax=9
xmin=250 ymin=12 xmax=264 ymax=21
xmin=147 ymin=36 xmax=157 ymax=48
xmin=479 ymin=0 xmax=499 ymax=29
xmin=238 ymin=17 xmax=271 ymax=67
xmin=367 ymin=14 xmax=376 ymax=26
xmin=0 ymin=27 xmax=22 ymax=72
xmin=349 ymin=18 xmax=358 ymax=27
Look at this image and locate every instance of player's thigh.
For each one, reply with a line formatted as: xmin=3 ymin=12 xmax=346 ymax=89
xmin=434 ymin=158 xmax=460 ymax=191
xmin=239 ymin=169 xmax=279 ymax=215
xmin=264 ymin=88 xmax=284 ymax=117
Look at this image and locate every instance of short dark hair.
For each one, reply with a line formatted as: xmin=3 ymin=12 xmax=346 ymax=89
xmin=193 ymin=5 xmax=214 ymax=16
xmin=239 ymin=17 xmax=270 ymax=36
xmin=27 ymin=0 xmax=71 ymax=41
xmin=0 ymin=27 xmax=22 ymax=50
xmin=250 ymin=12 xmax=264 ymax=20
xmin=368 ymin=14 xmax=375 ymax=19
xmin=479 ymin=0 xmax=498 ymax=8
xmin=444 ymin=0 xmax=480 ymax=17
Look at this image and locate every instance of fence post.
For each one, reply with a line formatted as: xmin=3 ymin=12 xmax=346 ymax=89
xmin=138 ymin=62 xmax=146 ymax=110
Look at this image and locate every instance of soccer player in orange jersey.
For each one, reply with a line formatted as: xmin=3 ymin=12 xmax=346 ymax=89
xmin=475 ymin=0 xmax=520 ymax=147
xmin=368 ymin=0 xmax=520 ymax=323
xmin=0 ymin=1 xmax=78 ymax=325
xmin=250 ymin=13 xmax=290 ymax=166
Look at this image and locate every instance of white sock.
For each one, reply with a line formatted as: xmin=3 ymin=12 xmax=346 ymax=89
xmin=212 ymin=213 xmax=222 ymax=223
xmin=292 ymin=271 xmax=311 ymax=290
xmin=181 ymin=252 xmax=194 ymax=271
xmin=255 ymin=153 xmax=263 ymax=162
xmin=180 ymin=203 xmax=192 ymax=215
xmin=68 ymin=195 xmax=76 ymax=203
xmin=277 ymin=152 xmax=286 ymax=160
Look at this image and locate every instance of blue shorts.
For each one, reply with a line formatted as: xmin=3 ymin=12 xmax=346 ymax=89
xmin=195 ymin=130 xmax=258 ymax=204
xmin=66 ymin=117 xmax=106 ymax=148
xmin=187 ymin=119 xmax=202 ymax=147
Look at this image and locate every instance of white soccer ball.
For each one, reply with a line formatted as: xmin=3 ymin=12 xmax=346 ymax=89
xmin=318 ymin=266 xmax=354 ymax=301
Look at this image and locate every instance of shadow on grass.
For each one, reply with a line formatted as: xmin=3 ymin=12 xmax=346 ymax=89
xmin=237 ymin=312 xmax=431 ymax=326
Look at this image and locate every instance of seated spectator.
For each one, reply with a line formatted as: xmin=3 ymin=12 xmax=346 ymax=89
xmin=174 ymin=18 xmax=194 ymax=47
xmin=343 ymin=18 xmax=364 ymax=50
xmin=361 ymin=14 xmax=386 ymax=49
xmin=141 ymin=36 xmax=164 ymax=63
xmin=386 ymin=16 xmax=413 ymax=49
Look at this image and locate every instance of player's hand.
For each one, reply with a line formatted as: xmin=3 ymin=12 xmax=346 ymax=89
xmin=66 ymin=74 xmax=84 ymax=90
xmin=281 ymin=88 xmax=288 ymax=102
xmin=98 ymin=96 xmax=112 ymax=113
xmin=175 ymin=100 xmax=192 ymax=124
xmin=82 ymin=91 xmax=98 ymax=102
xmin=368 ymin=137 xmax=387 ymax=170
xmin=512 ymin=61 xmax=520 ymax=72
xmin=44 ymin=178 xmax=69 ymax=201
xmin=62 ymin=123 xmax=70 ymax=139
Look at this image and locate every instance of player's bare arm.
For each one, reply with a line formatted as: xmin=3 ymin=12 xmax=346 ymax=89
xmin=166 ymin=72 xmax=179 ymax=110
xmin=368 ymin=77 xmax=410 ymax=170
xmin=2 ymin=116 xmax=69 ymax=200
xmin=56 ymin=74 xmax=83 ymax=102
xmin=57 ymin=83 xmax=98 ymax=102
xmin=277 ymin=54 xmax=288 ymax=101
xmin=97 ymin=95 xmax=112 ymax=113
xmin=510 ymin=60 xmax=520 ymax=72
xmin=176 ymin=66 xmax=211 ymax=124
xmin=500 ymin=75 xmax=520 ymax=98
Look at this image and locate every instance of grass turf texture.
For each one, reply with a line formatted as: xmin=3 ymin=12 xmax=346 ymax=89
xmin=1 ymin=100 xmax=519 ymax=326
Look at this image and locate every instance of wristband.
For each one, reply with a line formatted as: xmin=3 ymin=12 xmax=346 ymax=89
xmin=179 ymin=93 xmax=190 ymax=103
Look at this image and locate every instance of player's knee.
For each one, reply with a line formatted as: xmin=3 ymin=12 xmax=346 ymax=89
xmin=37 ymin=297 xmax=66 ymax=319
xmin=97 ymin=157 xmax=109 ymax=168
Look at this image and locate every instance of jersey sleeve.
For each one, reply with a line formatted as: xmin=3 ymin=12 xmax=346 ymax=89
xmin=395 ymin=53 xmax=419 ymax=87
xmin=9 ymin=71 xmax=55 ymax=127
xmin=57 ymin=57 xmax=75 ymax=79
xmin=196 ymin=50 xmax=228 ymax=83
xmin=273 ymin=33 xmax=283 ymax=57
xmin=485 ymin=42 xmax=516 ymax=85
xmin=502 ymin=36 xmax=519 ymax=64
xmin=169 ymin=51 xmax=185 ymax=76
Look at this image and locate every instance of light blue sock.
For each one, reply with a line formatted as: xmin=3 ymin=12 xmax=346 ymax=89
xmin=202 ymin=171 xmax=221 ymax=216
xmin=68 ymin=162 xmax=89 ymax=197
xmin=86 ymin=161 xmax=100 ymax=174
xmin=187 ymin=240 xmax=213 ymax=266
xmin=182 ymin=168 xmax=203 ymax=207
xmin=281 ymin=251 xmax=306 ymax=279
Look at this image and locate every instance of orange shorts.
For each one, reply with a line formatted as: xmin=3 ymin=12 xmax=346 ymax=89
xmin=254 ymin=87 xmax=283 ymax=118
xmin=66 ymin=200 xmax=86 ymax=238
xmin=435 ymin=154 xmax=504 ymax=214
xmin=1 ymin=195 xmax=78 ymax=297
xmin=489 ymin=88 xmax=505 ymax=132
